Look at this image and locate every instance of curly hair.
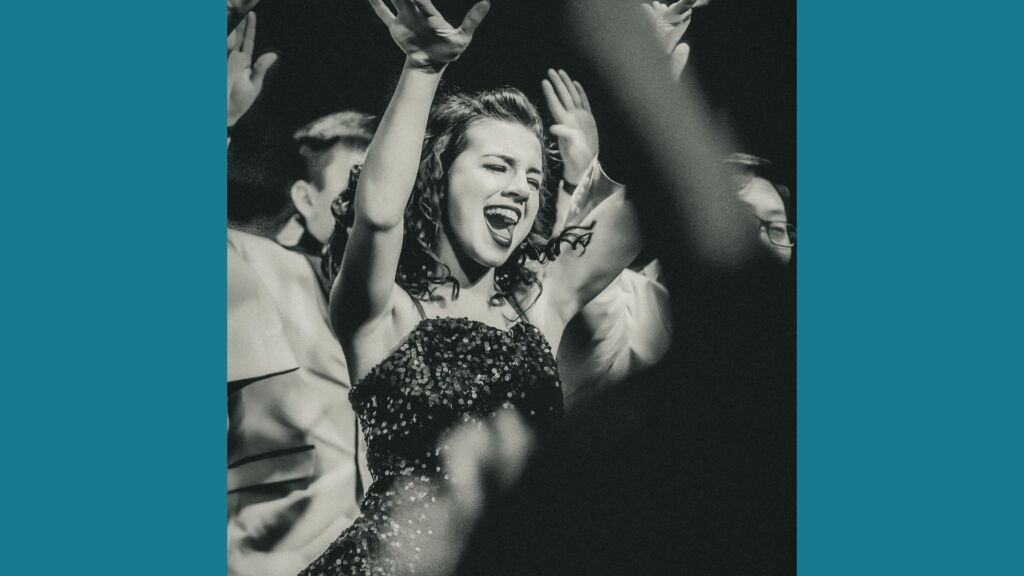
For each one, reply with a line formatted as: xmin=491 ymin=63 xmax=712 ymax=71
xmin=323 ymin=87 xmax=593 ymax=305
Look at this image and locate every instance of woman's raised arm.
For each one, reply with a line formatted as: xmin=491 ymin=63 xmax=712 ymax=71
xmin=331 ymin=0 xmax=491 ymax=337
xmin=541 ymin=71 xmax=644 ymax=325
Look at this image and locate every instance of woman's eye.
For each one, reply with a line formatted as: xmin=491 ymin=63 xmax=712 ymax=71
xmin=527 ymin=179 xmax=541 ymax=191
xmin=485 ymin=164 xmax=507 ymax=173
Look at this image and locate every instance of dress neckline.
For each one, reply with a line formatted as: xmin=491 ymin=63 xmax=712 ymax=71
xmin=352 ymin=315 xmax=554 ymax=394
xmin=416 ymin=314 xmax=531 ymax=334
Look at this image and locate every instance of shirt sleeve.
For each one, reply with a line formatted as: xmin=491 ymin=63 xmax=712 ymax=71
xmin=557 ymin=157 xmax=627 ymax=233
xmin=557 ymin=266 xmax=673 ymax=402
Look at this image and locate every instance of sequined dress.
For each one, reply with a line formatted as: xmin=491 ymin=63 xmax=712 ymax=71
xmin=299 ymin=311 xmax=564 ymax=576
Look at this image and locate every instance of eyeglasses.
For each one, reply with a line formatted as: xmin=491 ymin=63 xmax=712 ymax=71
xmin=757 ymin=219 xmax=796 ymax=248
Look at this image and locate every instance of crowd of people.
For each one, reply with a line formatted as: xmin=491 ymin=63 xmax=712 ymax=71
xmin=228 ymin=1 xmax=795 ymax=575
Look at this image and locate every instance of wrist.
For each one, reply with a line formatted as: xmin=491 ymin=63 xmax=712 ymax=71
xmin=403 ymin=57 xmax=447 ymax=75
xmin=562 ymin=167 xmax=584 ymax=188
xmin=562 ymin=152 xmax=598 ymax=187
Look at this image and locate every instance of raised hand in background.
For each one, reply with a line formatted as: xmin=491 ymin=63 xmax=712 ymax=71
xmin=228 ymin=11 xmax=278 ymax=127
xmin=227 ymin=0 xmax=262 ymax=35
xmin=542 ymin=69 xmax=599 ymax=187
xmin=641 ymin=0 xmax=710 ymax=80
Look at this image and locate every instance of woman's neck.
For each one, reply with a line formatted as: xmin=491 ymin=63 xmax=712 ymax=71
xmin=436 ymin=227 xmax=496 ymax=284
xmin=433 ymin=259 xmax=496 ymax=301
xmin=432 ymin=231 xmax=503 ymax=313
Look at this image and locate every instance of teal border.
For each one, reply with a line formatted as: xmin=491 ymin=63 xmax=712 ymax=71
xmin=6 ymin=2 xmax=1021 ymax=574
xmin=798 ymin=2 xmax=1022 ymax=573
xmin=5 ymin=3 xmax=224 ymax=573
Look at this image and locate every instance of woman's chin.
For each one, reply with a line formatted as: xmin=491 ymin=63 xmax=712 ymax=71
xmin=473 ymin=244 xmax=514 ymax=269
xmin=456 ymin=232 xmax=522 ymax=271
xmin=482 ymin=252 xmax=511 ymax=269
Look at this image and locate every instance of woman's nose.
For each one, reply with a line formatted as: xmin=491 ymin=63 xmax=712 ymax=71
xmin=501 ymin=175 xmax=531 ymax=201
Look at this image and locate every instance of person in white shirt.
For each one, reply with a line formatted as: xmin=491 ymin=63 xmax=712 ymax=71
xmin=226 ymin=6 xmax=377 ymax=573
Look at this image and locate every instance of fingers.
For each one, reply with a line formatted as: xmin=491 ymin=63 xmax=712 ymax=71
xmin=227 ymin=27 xmax=241 ymax=53
xmin=557 ymin=69 xmax=583 ymax=108
xmin=251 ymin=52 xmax=278 ymax=86
xmin=664 ymin=10 xmax=691 ymax=48
xmin=391 ymin=0 xmax=417 ymax=18
xmin=440 ymin=411 xmax=533 ymax=512
xmin=228 ymin=6 xmax=249 ymax=46
xmin=441 ymin=421 xmax=491 ymax=517
xmin=459 ymin=0 xmax=491 ymax=35
xmin=668 ymin=0 xmax=697 ymax=15
xmin=489 ymin=410 xmax=534 ymax=490
xmin=641 ymin=3 xmax=657 ymax=21
xmin=643 ymin=1 xmax=692 ymax=54
xmin=242 ymin=12 xmax=256 ymax=56
xmin=574 ymin=80 xmax=592 ymax=111
xmin=547 ymin=69 xmax=575 ymax=111
xmin=541 ymin=79 xmax=567 ymax=121
xmin=641 ymin=4 xmax=663 ymax=42
xmin=410 ymin=0 xmax=440 ymax=17
xmin=669 ymin=42 xmax=690 ymax=79
xmin=229 ymin=12 xmax=250 ymax=53
xmin=367 ymin=0 xmax=396 ymax=23
xmin=548 ymin=124 xmax=579 ymax=140
xmin=227 ymin=0 xmax=259 ymax=36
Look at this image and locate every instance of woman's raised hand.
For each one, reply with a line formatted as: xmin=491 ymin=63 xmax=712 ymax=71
xmin=542 ymin=69 xmax=599 ymax=186
xmin=368 ymin=0 xmax=491 ymax=72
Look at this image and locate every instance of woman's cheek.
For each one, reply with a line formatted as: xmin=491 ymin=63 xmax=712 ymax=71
xmin=520 ymin=212 xmax=537 ymax=243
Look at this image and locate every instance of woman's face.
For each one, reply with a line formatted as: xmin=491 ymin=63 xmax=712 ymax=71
xmin=442 ymin=119 xmax=543 ymax=269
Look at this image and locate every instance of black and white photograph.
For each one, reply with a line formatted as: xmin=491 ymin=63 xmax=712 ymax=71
xmin=227 ymin=1 xmax=796 ymax=574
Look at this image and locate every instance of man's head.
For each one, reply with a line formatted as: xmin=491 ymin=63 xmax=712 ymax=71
xmin=289 ymin=111 xmax=376 ymax=243
xmin=726 ymin=154 xmax=795 ymax=266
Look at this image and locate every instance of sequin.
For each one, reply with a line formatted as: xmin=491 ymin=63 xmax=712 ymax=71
xmin=298 ymin=317 xmax=562 ymax=576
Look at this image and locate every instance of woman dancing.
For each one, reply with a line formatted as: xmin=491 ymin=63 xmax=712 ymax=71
xmin=301 ymin=1 xmax=642 ymax=574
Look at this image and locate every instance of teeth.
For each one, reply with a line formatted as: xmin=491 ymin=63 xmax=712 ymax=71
xmin=484 ymin=207 xmax=520 ymax=224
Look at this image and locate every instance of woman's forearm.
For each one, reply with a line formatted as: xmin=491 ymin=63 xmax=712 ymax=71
xmin=355 ymin=61 xmax=444 ymax=230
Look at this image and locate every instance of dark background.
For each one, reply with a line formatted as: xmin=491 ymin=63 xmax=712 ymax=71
xmin=229 ymin=9 xmax=797 ymax=570
xmin=230 ymin=0 xmax=795 ymax=219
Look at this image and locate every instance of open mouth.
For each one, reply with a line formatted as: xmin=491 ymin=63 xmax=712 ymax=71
xmin=483 ymin=205 xmax=521 ymax=248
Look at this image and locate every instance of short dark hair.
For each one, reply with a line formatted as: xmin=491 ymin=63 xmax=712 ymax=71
xmin=292 ymin=111 xmax=376 ymax=188
xmin=724 ymin=153 xmax=794 ymax=221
